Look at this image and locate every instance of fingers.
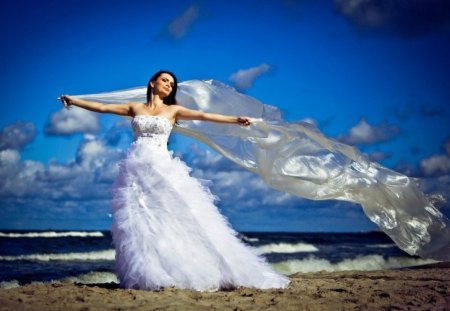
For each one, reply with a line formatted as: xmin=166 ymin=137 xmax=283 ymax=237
xmin=237 ymin=117 xmax=251 ymax=126
xmin=59 ymin=95 xmax=72 ymax=110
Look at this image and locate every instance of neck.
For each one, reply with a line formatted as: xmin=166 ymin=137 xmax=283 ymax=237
xmin=147 ymin=92 xmax=165 ymax=107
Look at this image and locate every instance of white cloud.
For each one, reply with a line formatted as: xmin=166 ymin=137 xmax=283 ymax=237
xmin=415 ymin=137 xmax=450 ymax=177
xmin=46 ymin=162 xmax=81 ymax=182
xmin=229 ymin=64 xmax=271 ymax=91
xmin=0 ymin=149 xmax=20 ymax=165
xmin=186 ymin=146 xmax=300 ymax=209
xmin=0 ymin=121 xmax=36 ymax=151
xmin=0 ymin=118 xmax=373 ymax=231
xmin=77 ymin=137 xmax=107 ymax=169
xmin=420 ymin=154 xmax=450 ymax=177
xmin=167 ymin=4 xmax=200 ymax=39
xmin=0 ymin=119 xmax=134 ymax=229
xmin=337 ymin=118 xmax=400 ymax=145
xmin=0 ymin=134 xmax=123 ymax=201
xmin=0 ymin=149 xmax=45 ymax=197
xmin=45 ymin=107 xmax=100 ymax=135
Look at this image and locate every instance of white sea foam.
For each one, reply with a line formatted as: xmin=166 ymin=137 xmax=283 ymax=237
xmin=61 ymin=271 xmax=118 ymax=284
xmin=255 ymin=242 xmax=318 ymax=254
xmin=0 ymin=272 xmax=119 ymax=289
xmin=0 ymin=231 xmax=104 ymax=238
xmin=367 ymin=243 xmax=397 ymax=248
xmin=0 ymin=280 xmax=20 ymax=289
xmin=240 ymin=235 xmax=259 ymax=242
xmin=271 ymin=255 xmax=437 ymax=275
xmin=0 ymin=249 xmax=115 ymax=261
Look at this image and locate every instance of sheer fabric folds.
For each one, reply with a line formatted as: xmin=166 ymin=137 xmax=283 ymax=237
xmin=77 ymin=80 xmax=450 ymax=260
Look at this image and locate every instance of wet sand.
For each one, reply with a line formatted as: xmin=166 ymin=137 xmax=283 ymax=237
xmin=0 ymin=263 xmax=449 ymax=311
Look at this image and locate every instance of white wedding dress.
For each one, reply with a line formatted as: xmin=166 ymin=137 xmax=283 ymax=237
xmin=76 ymin=79 xmax=449 ymax=262
xmin=110 ymin=115 xmax=290 ymax=291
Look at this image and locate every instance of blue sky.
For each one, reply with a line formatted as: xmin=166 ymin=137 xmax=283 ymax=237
xmin=1 ymin=0 xmax=449 ymax=231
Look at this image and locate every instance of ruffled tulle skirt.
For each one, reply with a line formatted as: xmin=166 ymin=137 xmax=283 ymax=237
xmin=111 ymin=137 xmax=289 ymax=291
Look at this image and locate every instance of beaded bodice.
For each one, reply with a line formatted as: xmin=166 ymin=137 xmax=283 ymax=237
xmin=131 ymin=115 xmax=173 ymax=146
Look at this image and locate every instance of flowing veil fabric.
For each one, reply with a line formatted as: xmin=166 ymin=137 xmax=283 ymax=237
xmin=76 ymin=79 xmax=450 ymax=261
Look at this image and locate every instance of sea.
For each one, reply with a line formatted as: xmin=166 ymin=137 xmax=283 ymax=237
xmin=0 ymin=230 xmax=437 ymax=289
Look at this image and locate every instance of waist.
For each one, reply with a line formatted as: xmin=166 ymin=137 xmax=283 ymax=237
xmin=135 ymin=132 xmax=166 ymax=138
xmin=133 ymin=132 xmax=168 ymax=145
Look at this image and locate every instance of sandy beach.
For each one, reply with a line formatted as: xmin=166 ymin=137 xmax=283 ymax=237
xmin=0 ymin=263 xmax=449 ymax=311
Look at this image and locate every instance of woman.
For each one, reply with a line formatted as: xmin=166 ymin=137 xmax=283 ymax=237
xmin=59 ymin=70 xmax=290 ymax=291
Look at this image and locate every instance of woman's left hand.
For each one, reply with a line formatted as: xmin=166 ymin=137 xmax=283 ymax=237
xmin=237 ymin=117 xmax=251 ymax=126
xmin=58 ymin=95 xmax=73 ymax=110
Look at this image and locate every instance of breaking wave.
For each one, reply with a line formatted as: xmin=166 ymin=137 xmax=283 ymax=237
xmin=0 ymin=250 xmax=115 ymax=262
xmin=0 ymin=231 xmax=104 ymax=238
xmin=256 ymin=242 xmax=319 ymax=254
xmin=272 ymin=255 xmax=437 ymax=275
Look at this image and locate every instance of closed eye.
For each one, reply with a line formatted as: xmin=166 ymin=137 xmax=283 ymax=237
xmin=162 ymin=78 xmax=174 ymax=87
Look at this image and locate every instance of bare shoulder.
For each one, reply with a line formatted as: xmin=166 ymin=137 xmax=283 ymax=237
xmin=171 ymin=105 xmax=189 ymax=114
xmin=167 ymin=104 xmax=185 ymax=115
xmin=128 ymin=102 xmax=145 ymax=108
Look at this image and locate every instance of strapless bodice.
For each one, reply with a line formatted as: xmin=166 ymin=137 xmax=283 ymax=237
xmin=131 ymin=115 xmax=173 ymax=146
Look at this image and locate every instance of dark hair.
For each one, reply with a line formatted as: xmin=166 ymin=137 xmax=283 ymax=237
xmin=146 ymin=70 xmax=178 ymax=105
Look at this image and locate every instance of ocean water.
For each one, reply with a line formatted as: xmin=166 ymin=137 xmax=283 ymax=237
xmin=0 ymin=231 xmax=436 ymax=288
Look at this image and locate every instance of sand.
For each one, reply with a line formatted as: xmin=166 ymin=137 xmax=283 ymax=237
xmin=0 ymin=263 xmax=449 ymax=311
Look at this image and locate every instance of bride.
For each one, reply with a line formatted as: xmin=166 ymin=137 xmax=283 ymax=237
xmin=60 ymin=69 xmax=450 ymax=289
xmin=59 ymin=70 xmax=290 ymax=291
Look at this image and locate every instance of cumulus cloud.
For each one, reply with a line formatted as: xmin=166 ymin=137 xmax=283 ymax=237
xmin=337 ymin=118 xmax=400 ymax=145
xmin=185 ymin=145 xmax=302 ymax=209
xmin=0 ymin=149 xmax=20 ymax=165
xmin=0 ymin=149 xmax=45 ymax=197
xmin=0 ymin=135 xmax=306 ymax=230
xmin=335 ymin=0 xmax=450 ymax=36
xmin=0 ymin=121 xmax=36 ymax=151
xmin=167 ymin=4 xmax=200 ymax=39
xmin=0 ymin=134 xmax=123 ymax=201
xmin=45 ymin=107 xmax=100 ymax=135
xmin=418 ymin=137 xmax=450 ymax=177
xmin=229 ymin=64 xmax=271 ymax=91
xmin=0 ymin=119 xmax=131 ymax=229
xmin=419 ymin=154 xmax=450 ymax=177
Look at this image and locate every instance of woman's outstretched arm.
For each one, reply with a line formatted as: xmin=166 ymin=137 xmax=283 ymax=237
xmin=59 ymin=95 xmax=134 ymax=116
xmin=175 ymin=106 xmax=251 ymax=126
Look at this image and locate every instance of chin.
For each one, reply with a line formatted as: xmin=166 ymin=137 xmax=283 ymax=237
xmin=159 ymin=90 xmax=170 ymax=98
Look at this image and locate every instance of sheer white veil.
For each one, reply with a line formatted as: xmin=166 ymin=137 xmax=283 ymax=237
xmin=75 ymin=79 xmax=450 ymax=261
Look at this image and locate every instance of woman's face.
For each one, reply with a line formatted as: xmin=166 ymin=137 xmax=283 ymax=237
xmin=152 ymin=73 xmax=175 ymax=97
